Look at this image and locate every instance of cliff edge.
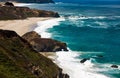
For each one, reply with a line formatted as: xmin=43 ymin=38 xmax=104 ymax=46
xmin=0 ymin=29 xmax=69 ymax=78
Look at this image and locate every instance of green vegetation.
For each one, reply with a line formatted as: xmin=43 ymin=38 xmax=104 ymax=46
xmin=0 ymin=30 xmax=59 ymax=78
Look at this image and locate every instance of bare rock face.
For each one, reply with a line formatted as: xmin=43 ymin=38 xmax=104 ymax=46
xmin=22 ymin=31 xmax=41 ymax=41
xmin=22 ymin=31 xmax=68 ymax=52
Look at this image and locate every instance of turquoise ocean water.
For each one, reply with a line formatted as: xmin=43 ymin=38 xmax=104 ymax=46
xmin=24 ymin=2 xmax=120 ymax=78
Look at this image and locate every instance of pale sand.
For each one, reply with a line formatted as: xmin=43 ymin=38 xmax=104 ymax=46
xmin=0 ymin=17 xmax=52 ymax=36
xmin=40 ymin=52 xmax=57 ymax=61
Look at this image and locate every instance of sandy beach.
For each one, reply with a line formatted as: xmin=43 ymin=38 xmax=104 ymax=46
xmin=0 ymin=17 xmax=57 ymax=59
xmin=0 ymin=17 xmax=52 ymax=36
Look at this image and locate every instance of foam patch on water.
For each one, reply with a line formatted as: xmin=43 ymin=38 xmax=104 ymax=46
xmin=56 ymin=51 xmax=110 ymax=78
xmin=34 ymin=18 xmax=65 ymax=38
xmin=15 ymin=3 xmax=32 ymax=6
xmin=66 ymin=15 xmax=120 ymax=20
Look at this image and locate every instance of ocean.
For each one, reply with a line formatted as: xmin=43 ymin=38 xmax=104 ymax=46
xmin=21 ymin=2 xmax=120 ymax=78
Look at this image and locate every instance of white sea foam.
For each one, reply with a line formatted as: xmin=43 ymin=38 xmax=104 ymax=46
xmin=34 ymin=18 xmax=65 ymax=38
xmin=34 ymin=17 xmax=111 ymax=78
xmin=56 ymin=51 xmax=110 ymax=78
xmin=15 ymin=3 xmax=32 ymax=6
xmin=68 ymin=16 xmax=106 ymax=20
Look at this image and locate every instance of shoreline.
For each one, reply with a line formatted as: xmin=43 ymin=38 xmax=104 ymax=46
xmin=0 ymin=16 xmax=69 ymax=75
xmin=0 ymin=17 xmax=52 ymax=36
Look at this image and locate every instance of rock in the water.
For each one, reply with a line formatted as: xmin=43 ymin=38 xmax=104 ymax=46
xmin=96 ymin=55 xmax=103 ymax=58
xmin=4 ymin=2 xmax=14 ymax=6
xmin=80 ymin=58 xmax=90 ymax=63
xmin=111 ymin=65 xmax=118 ymax=68
xmin=22 ymin=31 xmax=68 ymax=52
xmin=58 ymin=68 xmax=69 ymax=78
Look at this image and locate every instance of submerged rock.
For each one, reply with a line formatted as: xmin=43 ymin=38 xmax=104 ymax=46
xmin=80 ymin=58 xmax=90 ymax=63
xmin=96 ymin=55 xmax=103 ymax=58
xmin=22 ymin=31 xmax=68 ymax=52
xmin=111 ymin=65 xmax=118 ymax=68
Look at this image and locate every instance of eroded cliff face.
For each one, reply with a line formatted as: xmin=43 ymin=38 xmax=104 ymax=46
xmin=22 ymin=31 xmax=68 ymax=52
xmin=0 ymin=6 xmax=59 ymax=20
xmin=0 ymin=29 xmax=69 ymax=78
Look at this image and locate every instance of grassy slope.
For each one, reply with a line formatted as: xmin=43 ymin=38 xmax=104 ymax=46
xmin=0 ymin=30 xmax=59 ymax=78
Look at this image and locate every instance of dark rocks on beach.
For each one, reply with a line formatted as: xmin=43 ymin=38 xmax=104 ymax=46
xmin=80 ymin=58 xmax=90 ymax=63
xmin=22 ymin=31 xmax=68 ymax=52
xmin=111 ymin=65 xmax=118 ymax=68
xmin=4 ymin=2 xmax=14 ymax=6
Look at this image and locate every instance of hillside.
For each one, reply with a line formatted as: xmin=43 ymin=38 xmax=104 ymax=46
xmin=0 ymin=29 xmax=69 ymax=78
xmin=0 ymin=6 xmax=59 ymax=20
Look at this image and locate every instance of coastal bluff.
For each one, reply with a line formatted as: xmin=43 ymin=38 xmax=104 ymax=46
xmin=22 ymin=31 xmax=68 ymax=52
xmin=0 ymin=6 xmax=59 ymax=20
xmin=0 ymin=29 xmax=69 ymax=78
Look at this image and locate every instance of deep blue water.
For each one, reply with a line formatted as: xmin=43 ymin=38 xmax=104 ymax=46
xmin=26 ymin=2 xmax=120 ymax=78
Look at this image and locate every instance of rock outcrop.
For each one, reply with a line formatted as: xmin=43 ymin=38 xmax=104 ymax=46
xmin=22 ymin=31 xmax=68 ymax=52
xmin=111 ymin=65 xmax=118 ymax=68
xmin=4 ymin=2 xmax=14 ymax=6
xmin=80 ymin=58 xmax=90 ymax=63
xmin=0 ymin=6 xmax=59 ymax=20
xmin=0 ymin=29 xmax=69 ymax=78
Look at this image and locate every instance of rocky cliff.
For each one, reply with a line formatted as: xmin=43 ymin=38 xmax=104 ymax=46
xmin=0 ymin=0 xmax=54 ymax=3
xmin=0 ymin=6 xmax=59 ymax=20
xmin=0 ymin=29 xmax=69 ymax=78
xmin=22 ymin=31 xmax=68 ymax=52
